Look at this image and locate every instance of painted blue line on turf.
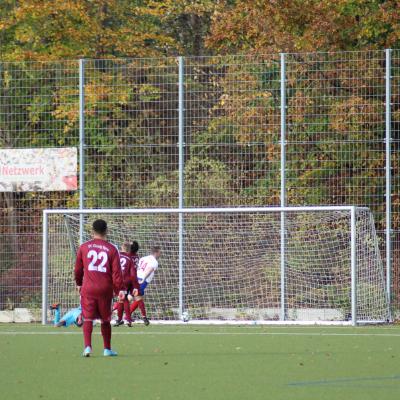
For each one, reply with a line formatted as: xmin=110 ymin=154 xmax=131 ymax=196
xmin=287 ymin=375 xmax=400 ymax=387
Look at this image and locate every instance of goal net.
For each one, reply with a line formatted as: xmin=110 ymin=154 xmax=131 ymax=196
xmin=42 ymin=206 xmax=389 ymax=325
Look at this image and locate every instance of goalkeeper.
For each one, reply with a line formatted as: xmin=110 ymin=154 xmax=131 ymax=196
xmin=50 ymin=303 xmax=83 ymax=328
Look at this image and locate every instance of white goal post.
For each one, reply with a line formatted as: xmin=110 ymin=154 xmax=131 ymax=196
xmin=42 ymin=206 xmax=390 ymax=326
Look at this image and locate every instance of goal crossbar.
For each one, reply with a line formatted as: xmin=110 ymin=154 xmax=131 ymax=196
xmin=43 ymin=206 xmax=364 ymax=215
xmin=42 ymin=206 xmax=388 ymax=326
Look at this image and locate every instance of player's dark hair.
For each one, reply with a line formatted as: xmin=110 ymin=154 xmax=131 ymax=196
xmin=151 ymin=245 xmax=161 ymax=254
xmin=92 ymin=219 xmax=107 ymax=235
xmin=130 ymin=240 xmax=139 ymax=253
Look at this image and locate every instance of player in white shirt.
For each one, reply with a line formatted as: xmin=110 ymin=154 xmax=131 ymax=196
xmin=129 ymin=246 xmax=161 ymax=326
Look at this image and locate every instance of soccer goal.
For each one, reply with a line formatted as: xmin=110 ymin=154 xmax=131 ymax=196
xmin=42 ymin=206 xmax=390 ymax=326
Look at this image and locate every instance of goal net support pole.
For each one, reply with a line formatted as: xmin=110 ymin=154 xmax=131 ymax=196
xmin=42 ymin=211 xmax=49 ymax=325
xmin=42 ymin=206 xmax=389 ymax=326
xmin=351 ymin=206 xmax=357 ymax=326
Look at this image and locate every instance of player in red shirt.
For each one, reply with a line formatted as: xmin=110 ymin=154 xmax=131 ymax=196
xmin=74 ymin=219 xmax=124 ymax=357
xmin=114 ymin=242 xmax=139 ymax=327
xmin=129 ymin=241 xmax=140 ymax=273
xmin=129 ymin=241 xmax=150 ymax=326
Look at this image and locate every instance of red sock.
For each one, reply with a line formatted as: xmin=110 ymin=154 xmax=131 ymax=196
xmin=123 ymin=299 xmax=131 ymax=322
xmin=101 ymin=321 xmax=111 ymax=350
xmin=138 ymin=300 xmax=146 ymax=317
xmin=117 ymin=302 xmax=124 ymax=321
xmin=130 ymin=300 xmax=140 ymax=314
xmin=83 ymin=321 xmax=93 ymax=348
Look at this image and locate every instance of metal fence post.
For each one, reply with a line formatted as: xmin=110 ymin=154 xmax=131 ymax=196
xmin=385 ymin=49 xmax=392 ymax=310
xmin=79 ymin=59 xmax=85 ymax=244
xmin=178 ymin=56 xmax=185 ymax=319
xmin=280 ymin=53 xmax=286 ymax=321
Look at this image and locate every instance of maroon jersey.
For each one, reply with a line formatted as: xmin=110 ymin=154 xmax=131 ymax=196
xmin=129 ymin=252 xmax=140 ymax=292
xmin=129 ymin=252 xmax=139 ymax=269
xmin=120 ymin=252 xmax=135 ymax=286
xmin=74 ymin=238 xmax=124 ymax=299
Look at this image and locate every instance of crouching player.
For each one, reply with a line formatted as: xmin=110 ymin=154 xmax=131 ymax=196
xmin=50 ymin=303 xmax=83 ymax=327
xmin=114 ymin=242 xmax=139 ymax=327
xmin=75 ymin=219 xmax=125 ymax=357
xmin=130 ymin=246 xmax=161 ymax=326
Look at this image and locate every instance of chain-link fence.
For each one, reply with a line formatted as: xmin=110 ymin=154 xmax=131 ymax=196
xmin=0 ymin=50 xmax=399 ymax=319
xmin=0 ymin=61 xmax=79 ymax=317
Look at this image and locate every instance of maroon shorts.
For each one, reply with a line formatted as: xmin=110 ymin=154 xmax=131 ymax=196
xmin=81 ymin=296 xmax=113 ymax=322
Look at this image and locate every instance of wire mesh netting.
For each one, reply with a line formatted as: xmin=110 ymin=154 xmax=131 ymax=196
xmin=83 ymin=58 xmax=180 ymax=208
xmin=0 ymin=51 xmax=399 ymax=319
xmin=0 ymin=61 xmax=79 ymax=317
xmin=46 ymin=208 xmax=388 ymax=323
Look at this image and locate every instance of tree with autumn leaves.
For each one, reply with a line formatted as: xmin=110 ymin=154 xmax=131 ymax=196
xmin=0 ymin=0 xmax=219 ymax=60
xmin=208 ymin=0 xmax=400 ymax=53
xmin=2 ymin=0 xmax=400 ymax=59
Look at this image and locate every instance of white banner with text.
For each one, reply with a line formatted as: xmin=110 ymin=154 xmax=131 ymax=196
xmin=0 ymin=147 xmax=77 ymax=192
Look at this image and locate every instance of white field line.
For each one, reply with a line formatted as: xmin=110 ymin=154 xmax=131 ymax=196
xmin=1 ymin=331 xmax=400 ymax=337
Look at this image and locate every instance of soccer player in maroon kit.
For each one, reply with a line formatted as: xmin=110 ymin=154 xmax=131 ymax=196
xmin=129 ymin=241 xmax=140 ymax=273
xmin=74 ymin=219 xmax=124 ymax=357
xmin=129 ymin=241 xmax=150 ymax=326
xmin=114 ymin=242 xmax=139 ymax=327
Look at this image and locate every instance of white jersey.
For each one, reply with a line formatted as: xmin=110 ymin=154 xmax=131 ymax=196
xmin=137 ymin=255 xmax=159 ymax=283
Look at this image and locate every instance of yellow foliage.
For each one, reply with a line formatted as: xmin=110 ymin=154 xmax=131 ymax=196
xmin=1 ymin=0 xmax=180 ymax=60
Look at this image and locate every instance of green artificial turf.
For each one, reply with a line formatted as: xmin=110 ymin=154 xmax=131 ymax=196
xmin=1 ymin=324 xmax=400 ymax=400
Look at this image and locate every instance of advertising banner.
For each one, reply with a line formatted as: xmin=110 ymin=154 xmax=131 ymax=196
xmin=0 ymin=147 xmax=77 ymax=192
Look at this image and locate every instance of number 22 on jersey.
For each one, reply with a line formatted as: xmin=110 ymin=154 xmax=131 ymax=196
xmin=87 ymin=250 xmax=108 ymax=272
